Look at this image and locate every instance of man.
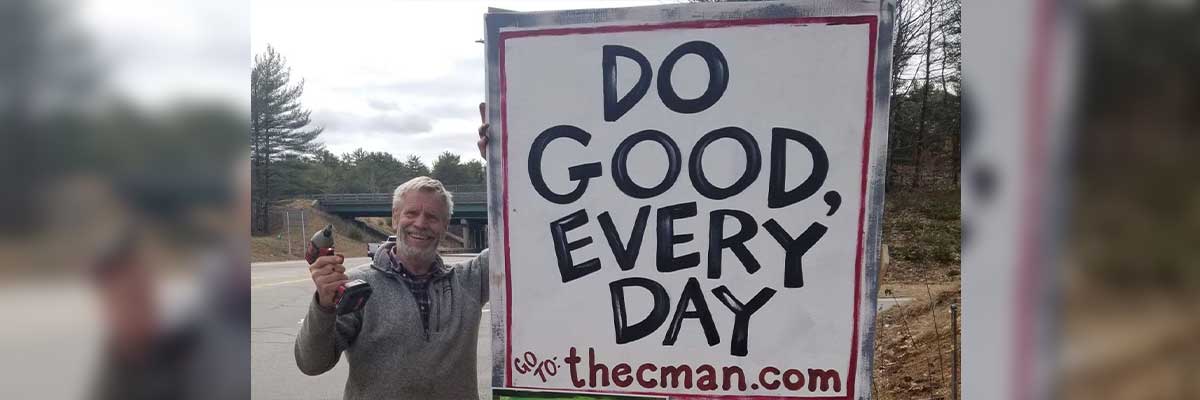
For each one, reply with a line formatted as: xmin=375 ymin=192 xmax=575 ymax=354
xmin=295 ymin=176 xmax=489 ymax=399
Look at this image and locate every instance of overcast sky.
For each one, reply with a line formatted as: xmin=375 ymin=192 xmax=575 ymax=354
xmin=73 ymin=0 xmax=248 ymax=108
xmin=252 ymin=0 xmax=674 ymax=165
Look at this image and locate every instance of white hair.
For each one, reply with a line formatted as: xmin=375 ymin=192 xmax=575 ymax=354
xmin=391 ymin=176 xmax=454 ymax=220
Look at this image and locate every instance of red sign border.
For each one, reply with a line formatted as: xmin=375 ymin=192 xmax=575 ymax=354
xmin=499 ymin=15 xmax=879 ymax=400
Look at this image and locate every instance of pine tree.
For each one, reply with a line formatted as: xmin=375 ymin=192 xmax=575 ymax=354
xmin=463 ymin=159 xmax=486 ymax=185
xmin=404 ymin=155 xmax=431 ymax=177
xmin=432 ymin=151 xmax=469 ymax=185
xmin=250 ymin=45 xmax=323 ymax=235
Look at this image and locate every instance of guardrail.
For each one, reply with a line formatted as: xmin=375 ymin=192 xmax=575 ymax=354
xmin=314 ymin=190 xmax=487 ymax=205
xmin=444 ymin=184 xmax=485 ymax=193
xmin=312 ymin=193 xmax=390 ymax=204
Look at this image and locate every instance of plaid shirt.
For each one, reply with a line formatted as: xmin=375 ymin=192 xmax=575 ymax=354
xmin=387 ymin=250 xmax=438 ymax=336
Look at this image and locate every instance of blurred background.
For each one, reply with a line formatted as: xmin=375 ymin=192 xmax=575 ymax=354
xmin=966 ymin=0 xmax=1200 ymax=399
xmin=1059 ymin=1 xmax=1199 ymax=399
xmin=0 ymin=0 xmax=247 ymax=398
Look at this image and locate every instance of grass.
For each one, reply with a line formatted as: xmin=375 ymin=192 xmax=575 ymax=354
xmin=883 ymin=187 xmax=961 ymax=282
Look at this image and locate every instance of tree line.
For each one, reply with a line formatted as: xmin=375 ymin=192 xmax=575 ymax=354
xmin=273 ymin=148 xmax=484 ymax=196
xmin=887 ymin=0 xmax=960 ymax=190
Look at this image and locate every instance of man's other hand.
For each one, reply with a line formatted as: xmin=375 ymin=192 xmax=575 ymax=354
xmin=478 ymin=102 xmax=489 ymax=160
xmin=309 ymin=254 xmax=347 ymax=309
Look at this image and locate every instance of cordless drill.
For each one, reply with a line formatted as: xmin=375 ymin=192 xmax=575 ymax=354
xmin=305 ymin=225 xmax=372 ymax=315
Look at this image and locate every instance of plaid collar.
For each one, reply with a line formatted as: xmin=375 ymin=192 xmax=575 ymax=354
xmin=383 ymin=245 xmax=448 ymax=282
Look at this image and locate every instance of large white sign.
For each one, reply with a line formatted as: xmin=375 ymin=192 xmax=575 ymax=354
xmin=486 ymin=2 xmax=892 ymax=398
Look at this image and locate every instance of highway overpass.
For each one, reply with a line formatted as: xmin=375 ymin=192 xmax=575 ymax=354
xmin=313 ymin=185 xmax=488 ymax=249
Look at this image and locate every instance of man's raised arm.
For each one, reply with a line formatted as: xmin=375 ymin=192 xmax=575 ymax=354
xmin=294 ymin=254 xmax=361 ymax=375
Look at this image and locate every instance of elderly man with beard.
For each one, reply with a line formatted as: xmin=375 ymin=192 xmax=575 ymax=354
xmin=294 ymin=176 xmax=489 ymax=400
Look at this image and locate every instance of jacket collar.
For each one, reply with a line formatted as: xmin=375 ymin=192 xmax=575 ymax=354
xmin=370 ymin=242 xmax=450 ymax=282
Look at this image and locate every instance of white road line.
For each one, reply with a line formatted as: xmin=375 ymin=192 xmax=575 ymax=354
xmin=251 ymin=260 xmax=306 ymax=267
xmin=252 ymin=257 xmax=371 ymax=268
xmin=251 ymin=278 xmax=312 ymax=289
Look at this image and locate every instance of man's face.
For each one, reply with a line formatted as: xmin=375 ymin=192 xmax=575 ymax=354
xmin=392 ymin=190 xmax=449 ymax=261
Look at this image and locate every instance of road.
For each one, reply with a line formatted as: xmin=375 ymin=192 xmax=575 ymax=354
xmin=877 ymin=296 xmax=915 ymax=312
xmin=251 ymin=255 xmax=491 ymax=400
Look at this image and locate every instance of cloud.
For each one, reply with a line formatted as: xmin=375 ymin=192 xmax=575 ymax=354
xmin=338 ymin=78 xmax=480 ymax=100
xmin=366 ymin=99 xmax=400 ymax=111
xmin=363 ymin=99 xmax=474 ymax=119
xmin=333 ymin=57 xmax=485 ymax=101
xmin=424 ymin=102 xmax=478 ymax=119
xmin=316 ymin=109 xmax=434 ymax=135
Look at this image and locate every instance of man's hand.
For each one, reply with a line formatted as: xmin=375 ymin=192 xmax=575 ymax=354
xmin=478 ymin=102 xmax=489 ymax=160
xmin=309 ymin=254 xmax=348 ymax=309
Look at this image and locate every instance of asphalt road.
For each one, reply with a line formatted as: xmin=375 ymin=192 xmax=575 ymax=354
xmin=250 ymin=255 xmax=490 ymax=400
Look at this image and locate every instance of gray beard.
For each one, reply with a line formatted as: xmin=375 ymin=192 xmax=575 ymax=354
xmin=395 ymin=235 xmax=439 ymax=263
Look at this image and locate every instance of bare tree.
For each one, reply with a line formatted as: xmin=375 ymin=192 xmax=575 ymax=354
xmin=940 ymin=0 xmax=961 ymax=183
xmin=887 ymin=0 xmax=925 ymax=188
xmin=910 ymin=0 xmax=936 ymax=188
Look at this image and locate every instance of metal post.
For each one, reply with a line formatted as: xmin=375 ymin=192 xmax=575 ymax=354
xmin=950 ymin=303 xmax=959 ymax=400
xmin=285 ymin=210 xmax=293 ymax=256
xmin=300 ymin=210 xmax=306 ymax=240
xmin=927 ymin=285 xmax=948 ymax=388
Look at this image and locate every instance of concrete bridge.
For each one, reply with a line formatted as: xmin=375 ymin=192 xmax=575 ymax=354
xmin=313 ymin=185 xmax=488 ymax=249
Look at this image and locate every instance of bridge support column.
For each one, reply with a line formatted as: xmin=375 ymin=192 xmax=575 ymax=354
xmin=465 ymin=225 xmax=475 ymax=249
xmin=459 ymin=219 xmax=475 ymax=250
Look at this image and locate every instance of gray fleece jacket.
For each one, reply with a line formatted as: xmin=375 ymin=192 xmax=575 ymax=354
xmin=294 ymin=244 xmax=489 ymax=399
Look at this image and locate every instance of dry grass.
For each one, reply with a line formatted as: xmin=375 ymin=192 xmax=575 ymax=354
xmin=873 ymin=284 xmax=961 ymax=400
xmin=882 ymin=189 xmax=961 ymax=284
xmin=251 ymin=200 xmax=373 ymax=262
xmin=873 ymin=185 xmax=961 ymax=399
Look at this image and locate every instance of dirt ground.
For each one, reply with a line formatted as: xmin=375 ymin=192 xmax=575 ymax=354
xmin=873 ymin=283 xmax=960 ymax=399
xmin=1057 ymin=282 xmax=1200 ymax=400
xmin=872 ymin=187 xmax=962 ymax=400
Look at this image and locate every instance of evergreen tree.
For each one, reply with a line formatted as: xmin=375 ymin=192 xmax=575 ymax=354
xmin=404 ymin=155 xmax=431 ymax=177
xmin=463 ymin=159 xmax=486 ymax=185
xmin=431 ymin=151 xmax=471 ymax=185
xmin=250 ymin=45 xmax=323 ymax=234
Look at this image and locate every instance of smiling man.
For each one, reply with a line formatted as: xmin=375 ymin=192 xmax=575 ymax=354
xmin=295 ymin=176 xmax=490 ymax=399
